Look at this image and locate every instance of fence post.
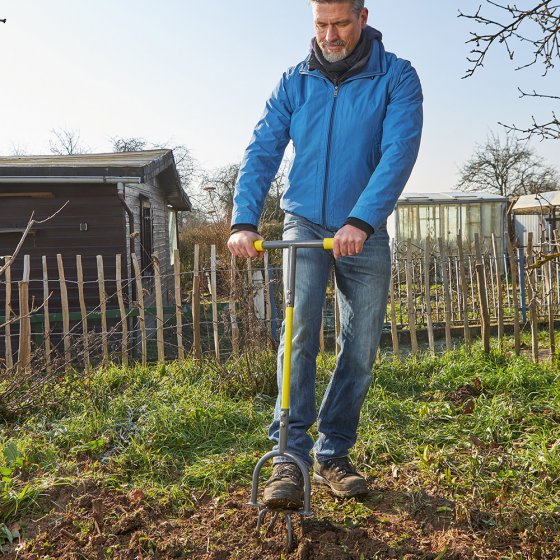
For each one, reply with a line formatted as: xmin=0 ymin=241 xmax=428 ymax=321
xmin=116 ymin=254 xmax=129 ymax=367
xmin=41 ymin=256 xmax=51 ymax=373
xmin=439 ymin=238 xmax=452 ymax=351
xmin=131 ymin=253 xmax=147 ymax=365
xmin=97 ymin=255 xmax=109 ymax=365
xmin=491 ymin=234 xmax=505 ymax=352
xmin=5 ymin=258 xmax=13 ymax=370
xmin=263 ymin=251 xmax=273 ymax=345
xmin=57 ymin=254 xmax=72 ymax=365
xmin=474 ymin=234 xmax=491 ymax=353
xmin=456 ymin=233 xmax=471 ymax=350
xmin=507 ymin=237 xmax=521 ymax=355
xmin=152 ymin=253 xmax=165 ymax=363
xmin=544 ymin=244 xmax=556 ymax=356
xmin=229 ymin=254 xmax=240 ymax=356
xmin=423 ymin=238 xmax=435 ymax=355
xmin=526 ymin=233 xmax=539 ymax=362
xmin=210 ymin=245 xmax=220 ymax=362
xmin=405 ymin=239 xmax=418 ymax=355
xmin=76 ymin=255 xmax=90 ymax=371
xmin=174 ymin=249 xmax=185 ymax=361
xmin=192 ymin=244 xmax=202 ymax=359
xmin=390 ymin=260 xmax=400 ymax=360
xmin=17 ymin=279 xmax=31 ymax=375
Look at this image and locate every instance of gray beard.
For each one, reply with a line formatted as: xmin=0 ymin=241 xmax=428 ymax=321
xmin=322 ymin=48 xmax=349 ymax=63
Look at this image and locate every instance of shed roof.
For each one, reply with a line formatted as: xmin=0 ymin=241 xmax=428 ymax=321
xmin=512 ymin=191 xmax=560 ymax=214
xmin=398 ymin=191 xmax=508 ymax=205
xmin=0 ymin=149 xmax=191 ymax=210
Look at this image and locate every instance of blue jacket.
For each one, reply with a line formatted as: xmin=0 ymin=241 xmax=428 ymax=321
xmin=232 ymin=30 xmax=423 ymax=232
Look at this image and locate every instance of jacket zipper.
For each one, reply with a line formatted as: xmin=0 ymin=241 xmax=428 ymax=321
xmin=322 ymin=83 xmax=339 ymax=226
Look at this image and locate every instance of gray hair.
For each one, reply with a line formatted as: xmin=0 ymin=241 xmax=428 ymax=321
xmin=309 ymin=0 xmax=365 ymax=17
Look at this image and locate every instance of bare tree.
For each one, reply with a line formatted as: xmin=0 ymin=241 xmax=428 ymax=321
xmin=459 ymin=1 xmax=560 ymax=139
xmin=457 ymin=132 xmax=559 ymax=196
xmin=110 ymin=136 xmax=147 ymax=152
xmin=49 ymin=128 xmax=88 ymax=155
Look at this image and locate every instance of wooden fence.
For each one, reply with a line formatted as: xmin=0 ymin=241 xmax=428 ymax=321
xmin=1 ymin=234 xmax=559 ymax=373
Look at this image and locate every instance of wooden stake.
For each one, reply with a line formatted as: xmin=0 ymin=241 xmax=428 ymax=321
xmin=131 ymin=253 xmax=147 ymax=365
xmin=507 ymin=237 xmax=521 ymax=355
xmin=96 ymin=255 xmax=109 ymax=365
xmin=17 ymin=280 xmax=31 ymax=374
xmin=456 ymin=234 xmax=471 ymax=350
xmin=57 ymin=254 xmax=71 ymax=364
xmin=491 ymin=234 xmax=504 ymax=351
xmin=474 ymin=234 xmax=490 ymax=353
xmin=424 ymin=238 xmax=435 ymax=355
xmin=174 ymin=249 xmax=185 ymax=361
xmin=4 ymin=258 xmax=13 ymax=370
xmin=76 ymin=255 xmax=90 ymax=371
xmin=390 ymin=264 xmax=400 ymax=360
xmin=229 ymin=254 xmax=240 ymax=356
xmin=263 ymin=251 xmax=273 ymax=345
xmin=544 ymin=246 xmax=555 ymax=356
xmin=405 ymin=239 xmax=418 ymax=355
xmin=527 ymin=233 xmax=538 ymax=362
xmin=116 ymin=254 xmax=128 ymax=367
xmin=192 ymin=244 xmax=202 ymax=359
xmin=210 ymin=245 xmax=220 ymax=362
xmin=439 ymin=238 xmax=452 ymax=351
xmin=152 ymin=252 xmax=165 ymax=363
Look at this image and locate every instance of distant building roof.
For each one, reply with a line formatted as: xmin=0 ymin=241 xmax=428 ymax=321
xmin=398 ymin=191 xmax=508 ymax=205
xmin=512 ymin=191 xmax=560 ymax=214
xmin=0 ymin=149 xmax=191 ymax=210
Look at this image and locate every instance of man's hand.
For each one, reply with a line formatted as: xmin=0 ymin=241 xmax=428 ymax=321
xmin=333 ymin=224 xmax=368 ymax=259
xmin=227 ymin=230 xmax=263 ymax=259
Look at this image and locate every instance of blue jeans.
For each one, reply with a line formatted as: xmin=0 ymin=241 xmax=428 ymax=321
xmin=269 ymin=213 xmax=391 ymax=466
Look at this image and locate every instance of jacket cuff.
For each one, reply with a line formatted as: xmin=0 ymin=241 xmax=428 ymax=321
xmin=231 ymin=223 xmax=259 ymax=235
xmin=344 ymin=217 xmax=374 ymax=239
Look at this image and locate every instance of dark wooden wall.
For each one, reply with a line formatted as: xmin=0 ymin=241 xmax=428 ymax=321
xmin=0 ymin=183 xmax=127 ymax=314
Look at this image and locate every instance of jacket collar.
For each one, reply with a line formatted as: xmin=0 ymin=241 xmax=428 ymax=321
xmin=300 ymin=28 xmax=387 ymax=80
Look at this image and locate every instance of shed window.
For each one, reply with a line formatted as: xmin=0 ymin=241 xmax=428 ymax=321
xmin=140 ymin=200 xmax=153 ymax=275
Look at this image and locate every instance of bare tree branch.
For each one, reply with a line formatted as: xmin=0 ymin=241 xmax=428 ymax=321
xmin=0 ymin=201 xmax=69 ymax=277
xmin=49 ymin=128 xmax=88 ymax=155
xmin=459 ymin=1 xmax=560 ymax=139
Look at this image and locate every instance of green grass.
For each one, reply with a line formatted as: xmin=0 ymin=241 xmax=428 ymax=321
xmin=0 ymin=338 xmax=559 ymax=538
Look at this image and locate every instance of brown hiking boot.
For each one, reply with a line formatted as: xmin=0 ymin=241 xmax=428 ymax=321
xmin=262 ymin=463 xmax=304 ymax=510
xmin=313 ymin=457 xmax=369 ymax=498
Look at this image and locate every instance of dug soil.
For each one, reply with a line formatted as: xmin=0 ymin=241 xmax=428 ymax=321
xmin=3 ymin=475 xmax=557 ymax=559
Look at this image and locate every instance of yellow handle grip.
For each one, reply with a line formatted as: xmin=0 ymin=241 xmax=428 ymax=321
xmin=254 ymin=240 xmax=265 ymax=252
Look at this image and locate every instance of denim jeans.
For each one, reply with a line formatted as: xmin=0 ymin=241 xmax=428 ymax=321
xmin=269 ymin=213 xmax=391 ymax=466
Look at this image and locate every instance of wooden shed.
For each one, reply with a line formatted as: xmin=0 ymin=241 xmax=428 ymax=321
xmin=0 ymin=150 xmax=191 ymax=316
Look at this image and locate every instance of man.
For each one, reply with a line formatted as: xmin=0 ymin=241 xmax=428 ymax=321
xmin=228 ymin=0 xmax=422 ymax=509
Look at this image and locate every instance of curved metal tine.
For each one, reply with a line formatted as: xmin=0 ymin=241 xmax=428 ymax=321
xmin=265 ymin=511 xmax=280 ymax=536
xmin=285 ymin=514 xmax=294 ymax=550
xmin=256 ymin=508 xmax=268 ymax=535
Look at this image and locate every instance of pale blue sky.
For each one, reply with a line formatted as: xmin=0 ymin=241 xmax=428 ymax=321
xmin=0 ymin=0 xmax=558 ymax=193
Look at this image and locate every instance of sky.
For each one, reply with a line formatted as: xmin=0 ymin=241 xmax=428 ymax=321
xmin=0 ymin=0 xmax=558 ymax=194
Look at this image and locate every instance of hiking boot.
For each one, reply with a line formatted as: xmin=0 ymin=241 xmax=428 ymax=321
xmin=313 ymin=456 xmax=369 ymax=498
xmin=262 ymin=462 xmax=304 ymax=510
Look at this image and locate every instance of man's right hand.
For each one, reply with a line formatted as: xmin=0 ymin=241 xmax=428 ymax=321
xmin=227 ymin=230 xmax=263 ymax=258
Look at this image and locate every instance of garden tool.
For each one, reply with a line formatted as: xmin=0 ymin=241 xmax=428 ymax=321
xmin=249 ymin=237 xmax=334 ymax=550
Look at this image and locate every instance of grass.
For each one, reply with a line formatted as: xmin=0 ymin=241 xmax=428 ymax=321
xmin=0 ymin=336 xmax=559 ymax=543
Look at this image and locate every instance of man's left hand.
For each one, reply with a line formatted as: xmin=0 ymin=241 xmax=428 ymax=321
xmin=333 ymin=224 xmax=368 ymax=259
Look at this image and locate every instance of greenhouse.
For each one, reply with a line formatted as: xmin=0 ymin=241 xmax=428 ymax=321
xmin=389 ymin=191 xmax=508 ymax=254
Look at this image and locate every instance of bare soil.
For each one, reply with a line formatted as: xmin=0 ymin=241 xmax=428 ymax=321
xmin=3 ymin=474 xmax=558 ymax=559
